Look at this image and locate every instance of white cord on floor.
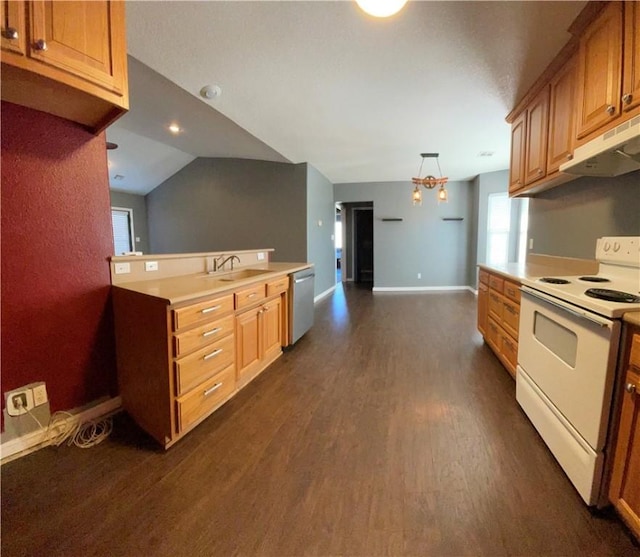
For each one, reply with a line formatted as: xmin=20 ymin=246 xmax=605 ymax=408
xmin=26 ymin=407 xmax=113 ymax=449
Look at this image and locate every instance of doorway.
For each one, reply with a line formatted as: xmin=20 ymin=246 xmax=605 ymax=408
xmin=353 ymin=206 xmax=374 ymax=285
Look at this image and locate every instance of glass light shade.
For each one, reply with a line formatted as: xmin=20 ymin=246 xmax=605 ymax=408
xmin=438 ymin=185 xmax=448 ymax=203
xmin=356 ymin=0 xmax=408 ymax=18
xmin=412 ymin=185 xmax=423 ymax=206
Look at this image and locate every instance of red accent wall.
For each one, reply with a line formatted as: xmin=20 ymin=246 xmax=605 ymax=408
xmin=1 ymin=102 xmax=117 ymax=419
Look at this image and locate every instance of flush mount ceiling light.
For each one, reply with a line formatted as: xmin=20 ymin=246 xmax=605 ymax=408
xmin=200 ymin=84 xmax=222 ymax=100
xmin=411 ymin=153 xmax=449 ymax=206
xmin=168 ymin=123 xmax=183 ymax=134
xmin=356 ymin=0 xmax=407 ymax=18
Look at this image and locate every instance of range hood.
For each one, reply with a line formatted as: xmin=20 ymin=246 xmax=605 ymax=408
xmin=560 ymin=115 xmax=640 ymax=176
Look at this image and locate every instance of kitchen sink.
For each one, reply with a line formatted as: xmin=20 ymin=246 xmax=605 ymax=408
xmin=216 ymin=269 xmax=270 ymax=281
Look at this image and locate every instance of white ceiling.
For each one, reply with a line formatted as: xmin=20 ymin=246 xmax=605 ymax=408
xmin=109 ymin=0 xmax=587 ymax=194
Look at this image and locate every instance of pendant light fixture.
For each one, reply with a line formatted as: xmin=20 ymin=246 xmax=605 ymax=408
xmin=356 ymin=0 xmax=408 ymax=18
xmin=411 ymin=153 xmax=449 ymax=205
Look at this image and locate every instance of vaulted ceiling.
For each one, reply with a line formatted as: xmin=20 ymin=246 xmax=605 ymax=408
xmin=108 ymin=1 xmax=586 ymax=195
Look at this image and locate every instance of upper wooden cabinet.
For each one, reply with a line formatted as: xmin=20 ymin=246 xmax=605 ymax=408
xmin=576 ymin=2 xmax=623 ymax=139
xmin=623 ymin=0 xmax=640 ymax=113
xmin=508 ymin=111 xmax=526 ymax=194
xmin=524 ymin=87 xmax=550 ymax=186
xmin=547 ymin=57 xmax=577 ymax=174
xmin=1 ymin=0 xmax=128 ymax=133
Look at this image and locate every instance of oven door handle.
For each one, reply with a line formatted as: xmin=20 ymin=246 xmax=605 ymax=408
xmin=521 ymin=286 xmax=612 ymax=329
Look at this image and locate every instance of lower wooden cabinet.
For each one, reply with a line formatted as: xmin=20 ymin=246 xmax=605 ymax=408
xmin=113 ymin=273 xmax=291 ymax=448
xmin=609 ymin=328 xmax=640 ymax=540
xmin=477 ymin=268 xmax=521 ymax=378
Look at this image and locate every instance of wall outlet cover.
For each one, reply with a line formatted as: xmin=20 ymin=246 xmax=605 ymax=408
xmin=114 ymin=262 xmax=130 ymax=274
xmin=145 ymin=261 xmax=158 ymax=272
xmin=32 ymin=384 xmax=48 ymax=407
xmin=5 ymin=389 xmax=34 ymax=416
xmin=257 ymin=252 xmax=265 ymax=261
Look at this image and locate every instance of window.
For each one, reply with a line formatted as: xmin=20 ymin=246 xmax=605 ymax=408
xmin=486 ymin=194 xmax=529 ymax=266
xmin=111 ymin=207 xmax=134 ymax=255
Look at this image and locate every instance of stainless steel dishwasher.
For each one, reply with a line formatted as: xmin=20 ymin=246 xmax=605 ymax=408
xmin=290 ymin=268 xmax=315 ymax=344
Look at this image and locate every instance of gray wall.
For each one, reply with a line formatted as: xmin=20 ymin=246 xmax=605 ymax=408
xmin=110 ymin=190 xmax=150 ymax=254
xmin=146 ymin=158 xmax=307 ymax=262
xmin=334 ymin=181 xmax=473 ymax=288
xmin=528 ymin=171 xmax=640 ymax=258
xmin=306 ymin=164 xmax=336 ymax=297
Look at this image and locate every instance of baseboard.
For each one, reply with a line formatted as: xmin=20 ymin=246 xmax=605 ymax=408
xmin=0 ymin=396 xmax=122 ymax=464
xmin=373 ymin=286 xmax=475 ymax=293
xmin=314 ymin=285 xmax=336 ymax=303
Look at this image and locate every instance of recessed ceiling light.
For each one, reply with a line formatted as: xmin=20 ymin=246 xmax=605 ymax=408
xmin=478 ymin=151 xmax=495 ymax=157
xmin=113 ymin=174 xmax=125 ymax=181
xmin=168 ymin=123 xmax=182 ymax=134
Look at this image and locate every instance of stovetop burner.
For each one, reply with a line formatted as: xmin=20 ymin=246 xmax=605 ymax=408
xmin=579 ymin=276 xmax=611 ymax=283
xmin=585 ymin=288 xmax=640 ymax=303
xmin=539 ymin=277 xmax=571 ymax=284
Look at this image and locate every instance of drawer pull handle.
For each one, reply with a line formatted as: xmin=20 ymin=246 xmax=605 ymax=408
xmin=204 ymin=348 xmax=223 ymax=360
xmin=247 ymin=293 xmax=257 ymax=298
xmin=504 ymin=339 xmax=514 ymax=350
xmin=204 ymin=383 xmax=223 ymax=397
xmin=203 ymin=327 xmax=222 ymax=337
xmin=201 ymin=305 xmax=222 ymax=314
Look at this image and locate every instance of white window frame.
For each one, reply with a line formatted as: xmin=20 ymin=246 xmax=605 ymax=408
xmin=111 ymin=206 xmax=135 ymax=255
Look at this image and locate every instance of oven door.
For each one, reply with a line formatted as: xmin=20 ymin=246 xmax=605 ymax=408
xmin=517 ymin=287 xmax=620 ymax=451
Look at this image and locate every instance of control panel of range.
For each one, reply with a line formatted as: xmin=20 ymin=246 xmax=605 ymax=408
xmin=596 ymin=236 xmax=640 ymax=267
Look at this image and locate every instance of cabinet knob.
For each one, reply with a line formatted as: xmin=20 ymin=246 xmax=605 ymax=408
xmin=606 ymin=105 xmax=615 ymax=115
xmin=622 ymin=94 xmax=632 ymax=105
xmin=625 ymin=382 xmax=637 ymax=394
xmin=33 ymin=39 xmax=47 ymax=51
xmin=537 ymin=168 xmax=543 ymax=174
xmin=566 ymin=153 xmax=573 ymax=160
xmin=3 ymin=27 xmax=18 ymax=40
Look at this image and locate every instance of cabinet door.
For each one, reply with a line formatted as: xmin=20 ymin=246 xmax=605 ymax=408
xmin=1 ymin=0 xmax=26 ymax=55
xmin=524 ymin=87 xmax=550 ymax=185
xmin=609 ymin=365 xmax=640 ymax=539
xmin=576 ymin=2 xmax=623 ymax=139
xmin=28 ymin=0 xmax=126 ymax=95
xmin=623 ymin=0 xmax=640 ymax=112
xmin=262 ymin=297 xmax=282 ymax=363
xmin=235 ymin=308 xmax=261 ymax=382
xmin=547 ymin=57 xmax=577 ymax=174
xmin=477 ymin=283 xmax=488 ymax=336
xmin=509 ymin=112 xmax=526 ymax=193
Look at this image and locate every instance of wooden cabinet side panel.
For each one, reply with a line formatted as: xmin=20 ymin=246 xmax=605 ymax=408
xmin=623 ymin=0 xmax=640 ymax=112
xmin=113 ymin=288 xmax=173 ymax=446
xmin=576 ymin=1 xmax=623 ymax=138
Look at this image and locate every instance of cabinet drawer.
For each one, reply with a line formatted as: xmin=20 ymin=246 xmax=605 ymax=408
xmin=176 ymin=364 xmax=235 ymax=433
xmin=235 ymin=283 xmax=266 ymax=309
xmin=173 ymin=314 xmax=234 ymax=358
xmin=266 ymin=276 xmax=289 ymax=297
xmin=479 ymin=270 xmax=489 ymax=285
xmin=175 ymin=334 xmax=235 ymax=396
xmin=503 ymin=280 xmax=521 ymax=303
xmin=487 ymin=317 xmax=501 ymax=350
xmin=172 ymin=294 xmax=234 ymax=332
xmin=630 ymin=334 xmax=640 ymax=370
xmin=489 ymin=275 xmax=504 ymax=293
xmin=488 ymin=290 xmax=503 ymax=321
xmin=502 ymin=299 xmax=520 ymax=340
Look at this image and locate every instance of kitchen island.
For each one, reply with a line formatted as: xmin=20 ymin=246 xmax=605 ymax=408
xmin=110 ymin=249 xmax=312 ymax=448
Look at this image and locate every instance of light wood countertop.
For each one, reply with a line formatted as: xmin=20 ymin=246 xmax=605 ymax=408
xmin=478 ymin=254 xmax=599 ymax=283
xmin=112 ymin=262 xmax=312 ymax=305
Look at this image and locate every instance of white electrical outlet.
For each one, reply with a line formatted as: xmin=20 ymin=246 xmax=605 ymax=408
xmin=114 ymin=262 xmax=130 ymax=274
xmin=417 ymin=273 xmax=422 ymax=279
xmin=32 ymin=383 xmax=48 ymax=407
xmin=6 ymin=388 xmax=34 ymax=416
xmin=257 ymin=252 xmax=265 ymax=261
xmin=145 ymin=261 xmax=158 ymax=272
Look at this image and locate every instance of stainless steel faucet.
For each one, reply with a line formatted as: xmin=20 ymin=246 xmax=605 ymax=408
xmin=211 ymin=254 xmax=241 ymax=273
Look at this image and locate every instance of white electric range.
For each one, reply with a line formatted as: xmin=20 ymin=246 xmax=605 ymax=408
xmin=516 ymin=236 xmax=640 ymax=506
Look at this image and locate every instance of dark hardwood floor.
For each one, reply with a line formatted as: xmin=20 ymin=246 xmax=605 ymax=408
xmin=2 ymin=284 xmax=639 ymax=557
